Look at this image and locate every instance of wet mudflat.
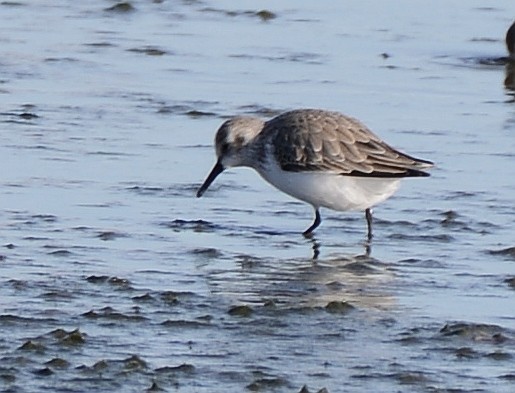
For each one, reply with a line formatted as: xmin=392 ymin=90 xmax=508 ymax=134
xmin=1 ymin=1 xmax=515 ymax=392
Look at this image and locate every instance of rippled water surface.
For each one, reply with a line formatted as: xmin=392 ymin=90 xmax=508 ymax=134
xmin=1 ymin=1 xmax=515 ymax=392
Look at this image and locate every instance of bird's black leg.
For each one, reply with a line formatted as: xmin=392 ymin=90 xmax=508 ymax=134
xmin=303 ymin=209 xmax=321 ymax=238
xmin=365 ymin=208 xmax=373 ymax=241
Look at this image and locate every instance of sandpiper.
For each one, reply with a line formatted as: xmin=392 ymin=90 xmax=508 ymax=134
xmin=197 ymin=109 xmax=433 ymax=239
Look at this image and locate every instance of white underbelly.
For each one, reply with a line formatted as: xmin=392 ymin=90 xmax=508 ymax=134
xmin=257 ymin=165 xmax=401 ymax=211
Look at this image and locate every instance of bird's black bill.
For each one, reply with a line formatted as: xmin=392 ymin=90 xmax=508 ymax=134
xmin=196 ymin=160 xmax=224 ymax=198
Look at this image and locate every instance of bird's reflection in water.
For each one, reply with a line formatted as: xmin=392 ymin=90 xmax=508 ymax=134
xmin=310 ymin=237 xmax=321 ymax=260
xmin=206 ymin=238 xmax=393 ymax=311
xmin=308 ymin=236 xmax=371 ymax=261
xmin=297 ymin=246 xmax=393 ymax=309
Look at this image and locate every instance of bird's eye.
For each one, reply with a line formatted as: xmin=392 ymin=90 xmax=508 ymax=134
xmin=220 ymin=142 xmax=229 ymax=154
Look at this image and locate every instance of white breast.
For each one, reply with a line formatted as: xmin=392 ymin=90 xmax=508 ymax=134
xmin=256 ymin=158 xmax=401 ymax=211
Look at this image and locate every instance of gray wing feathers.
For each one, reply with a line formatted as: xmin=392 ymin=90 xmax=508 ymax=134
xmin=267 ymin=110 xmax=432 ymax=177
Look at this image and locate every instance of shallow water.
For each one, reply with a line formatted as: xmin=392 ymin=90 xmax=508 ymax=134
xmin=1 ymin=1 xmax=515 ymax=392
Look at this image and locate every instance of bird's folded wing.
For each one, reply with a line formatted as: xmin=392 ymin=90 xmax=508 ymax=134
xmin=268 ymin=112 xmax=433 ymax=178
